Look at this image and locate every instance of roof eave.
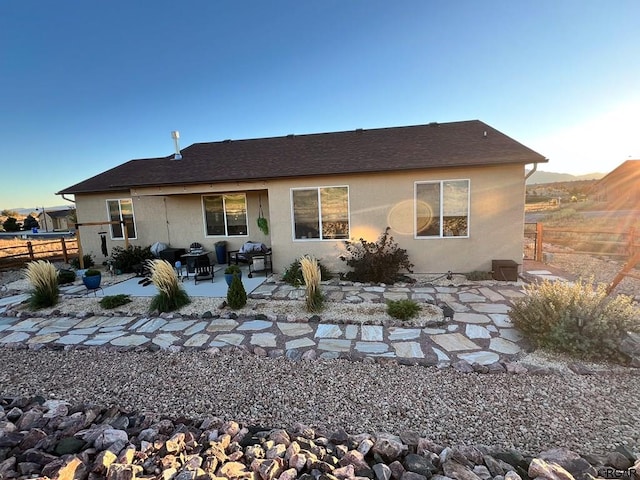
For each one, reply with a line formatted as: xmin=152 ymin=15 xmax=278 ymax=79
xmin=58 ymin=156 xmax=546 ymax=194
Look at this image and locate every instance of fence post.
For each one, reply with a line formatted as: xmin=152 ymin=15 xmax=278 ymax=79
xmin=76 ymin=224 xmax=85 ymax=269
xmin=27 ymin=241 xmax=35 ymax=260
xmin=61 ymin=238 xmax=69 ymax=263
xmin=535 ymin=223 xmax=543 ymax=261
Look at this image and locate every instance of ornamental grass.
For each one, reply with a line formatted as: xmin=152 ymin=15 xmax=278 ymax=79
xmin=24 ymin=260 xmax=59 ymax=309
xmin=146 ymin=259 xmax=190 ymax=313
xmin=300 ymin=255 xmax=324 ymax=313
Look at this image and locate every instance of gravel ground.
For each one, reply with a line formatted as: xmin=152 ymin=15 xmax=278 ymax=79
xmin=2 ymin=255 xmax=639 ymax=458
xmin=0 ymin=348 xmax=638 ymax=456
xmin=544 ymin=246 xmax=640 ymax=300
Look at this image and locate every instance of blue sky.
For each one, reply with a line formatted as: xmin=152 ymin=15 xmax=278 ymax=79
xmin=1 ymin=0 xmax=639 ymax=209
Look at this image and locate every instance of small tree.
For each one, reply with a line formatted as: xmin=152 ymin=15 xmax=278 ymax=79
xmin=23 ymin=215 xmax=39 ymax=231
xmin=2 ymin=217 xmax=21 ymax=232
xmin=227 ymin=273 xmax=247 ymax=309
xmin=340 ymin=227 xmax=414 ymax=284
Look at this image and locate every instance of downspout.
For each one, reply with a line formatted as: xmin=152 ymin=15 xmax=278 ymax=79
xmin=60 ymin=194 xmax=75 ymax=204
xmin=525 ymin=162 xmax=538 ymax=180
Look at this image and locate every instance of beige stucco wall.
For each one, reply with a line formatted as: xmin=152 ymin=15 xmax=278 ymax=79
xmin=74 ymin=187 xmax=270 ymax=265
xmin=73 ymin=164 xmax=525 ymax=274
xmin=267 ymin=164 xmax=525 ymax=274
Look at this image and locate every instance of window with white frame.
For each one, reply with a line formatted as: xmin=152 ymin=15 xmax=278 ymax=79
xmin=415 ymin=180 xmax=469 ymax=238
xmin=291 ymin=186 xmax=350 ymax=240
xmin=203 ymin=193 xmax=248 ymax=236
xmin=107 ymin=199 xmax=137 ymax=239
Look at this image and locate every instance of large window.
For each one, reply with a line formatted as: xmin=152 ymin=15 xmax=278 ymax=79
xmin=415 ymin=180 xmax=469 ymax=238
xmin=203 ymin=193 xmax=248 ymax=236
xmin=292 ymin=186 xmax=349 ymax=240
xmin=107 ymin=199 xmax=137 ymax=239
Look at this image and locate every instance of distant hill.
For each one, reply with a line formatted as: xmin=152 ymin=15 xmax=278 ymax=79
xmin=2 ymin=206 xmax=71 ymax=216
xmin=526 ymin=170 xmax=605 ymax=185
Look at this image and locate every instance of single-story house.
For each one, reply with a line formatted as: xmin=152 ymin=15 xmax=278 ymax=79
xmin=37 ymin=208 xmax=76 ymax=232
xmin=56 ymin=120 xmax=547 ymax=274
xmin=592 ymin=160 xmax=640 ymax=210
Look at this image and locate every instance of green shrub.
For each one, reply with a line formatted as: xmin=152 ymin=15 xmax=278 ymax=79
xmin=84 ymin=269 xmax=101 ymax=277
xmin=99 ymin=294 xmax=132 ymax=309
xmin=510 ymin=278 xmax=640 ymax=361
xmin=24 ymin=260 xmax=59 ymax=309
xmin=57 ymin=269 xmax=76 ymax=285
xmin=386 ymin=299 xmax=421 ymax=320
xmin=147 ymin=259 xmax=190 ymax=313
xmin=282 ymin=257 xmax=332 ymax=286
xmin=111 ymin=245 xmax=154 ymax=273
xmin=2 ymin=217 xmax=21 ymax=232
xmin=227 ymin=273 xmax=247 ymax=309
xmin=71 ymin=254 xmax=94 ymax=269
xmin=340 ymin=227 xmax=413 ymax=284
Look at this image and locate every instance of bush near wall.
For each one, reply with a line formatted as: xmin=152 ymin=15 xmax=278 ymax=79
xmin=111 ymin=245 xmax=153 ymax=273
xmin=340 ymin=227 xmax=413 ymax=284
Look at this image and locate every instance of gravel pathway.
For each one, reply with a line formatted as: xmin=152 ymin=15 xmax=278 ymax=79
xmin=1 ymin=348 xmax=638 ymax=456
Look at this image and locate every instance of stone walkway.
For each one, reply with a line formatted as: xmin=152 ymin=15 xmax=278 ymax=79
xmin=0 ymin=269 xmax=565 ymax=367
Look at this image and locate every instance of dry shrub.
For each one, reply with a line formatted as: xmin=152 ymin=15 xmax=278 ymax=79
xmin=24 ymin=260 xmax=59 ymax=309
xmin=146 ymin=259 xmax=190 ymax=313
xmin=510 ymin=277 xmax=639 ymax=361
xmin=300 ymin=255 xmax=323 ymax=313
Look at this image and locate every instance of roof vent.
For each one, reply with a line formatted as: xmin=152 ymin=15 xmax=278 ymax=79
xmin=355 ymin=128 xmax=363 ymax=133
xmin=287 ymin=134 xmax=295 ymax=138
xmin=428 ymin=122 xmax=439 ymax=127
xmin=223 ymin=139 xmax=232 ymax=143
xmin=171 ymin=131 xmax=182 ymax=160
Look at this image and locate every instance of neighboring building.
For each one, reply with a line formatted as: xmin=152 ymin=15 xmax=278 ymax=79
xmin=592 ymin=160 xmax=640 ymax=210
xmin=37 ymin=208 xmax=76 ymax=232
xmin=57 ymin=120 xmax=547 ymax=273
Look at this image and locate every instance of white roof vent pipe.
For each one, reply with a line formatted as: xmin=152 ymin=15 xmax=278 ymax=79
xmin=171 ymin=131 xmax=182 ymax=160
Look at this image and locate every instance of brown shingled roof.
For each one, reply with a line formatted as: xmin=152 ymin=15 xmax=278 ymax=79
xmin=57 ymin=120 xmax=547 ymax=195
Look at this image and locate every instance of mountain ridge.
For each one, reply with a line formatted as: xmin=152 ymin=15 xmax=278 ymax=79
xmin=526 ymin=170 xmax=604 ymax=185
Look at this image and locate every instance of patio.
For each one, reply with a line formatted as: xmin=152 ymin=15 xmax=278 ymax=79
xmin=0 ymin=266 xmax=552 ymax=368
xmin=100 ymin=265 xmax=266 ymax=298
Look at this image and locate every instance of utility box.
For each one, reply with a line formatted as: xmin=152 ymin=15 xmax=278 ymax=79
xmin=492 ymin=260 xmax=519 ymax=281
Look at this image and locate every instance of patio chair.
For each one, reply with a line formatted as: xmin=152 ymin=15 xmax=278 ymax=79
xmin=193 ymin=255 xmax=214 ymax=284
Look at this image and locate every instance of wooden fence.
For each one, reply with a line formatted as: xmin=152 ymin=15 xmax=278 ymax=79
xmin=526 ymin=223 xmax=638 ymax=261
xmin=0 ymin=238 xmax=78 ymax=270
